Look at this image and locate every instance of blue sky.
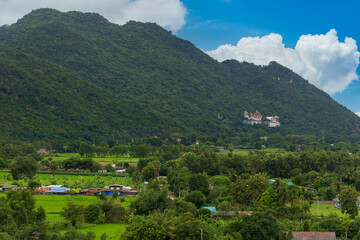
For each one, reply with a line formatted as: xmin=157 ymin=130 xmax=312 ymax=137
xmin=177 ymin=0 xmax=360 ymax=114
xmin=0 ymin=0 xmax=359 ymax=114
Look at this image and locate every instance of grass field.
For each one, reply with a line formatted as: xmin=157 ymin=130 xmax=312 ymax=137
xmin=219 ymin=148 xmax=287 ymax=155
xmin=78 ymin=223 xmax=128 ymax=239
xmin=46 ymin=153 xmax=139 ymax=163
xmin=0 ymin=171 xmax=133 ymax=187
xmin=309 ymin=203 xmax=345 ymax=217
xmin=33 ymin=195 xmax=136 ymax=221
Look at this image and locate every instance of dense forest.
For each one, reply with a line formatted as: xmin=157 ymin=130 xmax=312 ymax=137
xmin=0 ymin=8 xmax=359 ymax=143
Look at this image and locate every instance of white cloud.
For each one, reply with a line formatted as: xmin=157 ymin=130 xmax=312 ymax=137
xmin=207 ymin=29 xmax=360 ymax=94
xmin=0 ymin=0 xmax=187 ymax=32
xmin=357 ymin=112 xmax=360 ymax=117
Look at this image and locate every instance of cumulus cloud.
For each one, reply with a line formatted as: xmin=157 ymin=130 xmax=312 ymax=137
xmin=207 ymin=29 xmax=360 ymax=94
xmin=357 ymin=112 xmax=360 ymax=117
xmin=0 ymin=0 xmax=187 ymax=32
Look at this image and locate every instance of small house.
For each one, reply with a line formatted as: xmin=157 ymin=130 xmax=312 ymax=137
xmin=37 ymin=149 xmax=50 ymax=155
xmin=104 ymin=184 xmax=124 ymax=190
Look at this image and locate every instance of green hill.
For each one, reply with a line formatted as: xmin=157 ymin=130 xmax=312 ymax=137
xmin=0 ymin=8 xmax=359 ymax=143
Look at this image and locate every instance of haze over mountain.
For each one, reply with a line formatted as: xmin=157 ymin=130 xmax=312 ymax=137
xmin=0 ymin=9 xmax=359 ymax=142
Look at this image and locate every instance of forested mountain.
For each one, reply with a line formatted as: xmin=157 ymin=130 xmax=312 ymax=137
xmin=0 ymin=8 xmax=359 ymax=142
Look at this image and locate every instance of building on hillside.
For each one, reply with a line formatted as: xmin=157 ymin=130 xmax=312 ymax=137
xmin=243 ymin=110 xmax=263 ymax=125
xmin=266 ymin=116 xmax=281 ymax=127
xmin=37 ymin=149 xmax=50 ymax=155
xmin=243 ymin=110 xmax=280 ymax=127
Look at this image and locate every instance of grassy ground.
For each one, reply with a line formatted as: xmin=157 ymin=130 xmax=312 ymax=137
xmin=46 ymin=153 xmax=139 ymax=163
xmin=309 ymin=203 xmax=345 ymax=217
xmin=39 ymin=195 xmax=135 ymax=239
xmin=77 ymin=223 xmax=128 ymax=239
xmin=0 ymin=171 xmax=133 ymax=187
xmin=219 ymin=148 xmax=287 ymax=155
xmin=33 ymin=195 xmax=136 ymax=220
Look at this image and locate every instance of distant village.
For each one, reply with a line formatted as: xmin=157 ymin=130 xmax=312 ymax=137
xmin=243 ymin=110 xmax=280 ymax=127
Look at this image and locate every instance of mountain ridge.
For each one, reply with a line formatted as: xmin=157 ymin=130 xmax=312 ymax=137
xmin=0 ymin=8 xmax=359 ymax=143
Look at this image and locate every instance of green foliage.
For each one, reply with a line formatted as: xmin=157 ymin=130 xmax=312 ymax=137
xmin=84 ymin=203 xmax=101 ymax=223
xmin=9 ymin=156 xmax=39 ymax=180
xmin=259 ymin=187 xmax=280 ymax=208
xmin=239 ymin=211 xmax=279 ymax=240
xmin=173 ymin=199 xmax=197 ymax=216
xmin=189 ymin=174 xmax=210 ymax=195
xmin=210 ymin=175 xmax=231 ymax=187
xmin=339 ymin=187 xmax=359 ymax=218
xmin=123 ymin=219 xmax=167 ymax=240
xmin=185 ymin=191 xmax=206 ymax=208
xmin=230 ymin=173 xmax=270 ymax=206
xmin=131 ymin=187 xmax=172 ymax=215
xmin=141 ymin=164 xmax=158 ymax=181
xmin=60 ymin=202 xmax=85 ymax=227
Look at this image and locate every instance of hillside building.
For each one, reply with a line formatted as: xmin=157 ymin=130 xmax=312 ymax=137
xmin=243 ymin=110 xmax=280 ymax=127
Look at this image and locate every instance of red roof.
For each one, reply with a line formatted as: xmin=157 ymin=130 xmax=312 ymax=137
xmin=290 ymin=232 xmax=336 ymax=240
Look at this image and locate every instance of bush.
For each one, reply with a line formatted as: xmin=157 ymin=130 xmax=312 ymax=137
xmin=85 ymin=204 xmax=101 ymax=223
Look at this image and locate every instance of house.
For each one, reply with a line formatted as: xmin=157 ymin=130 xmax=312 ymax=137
xmin=35 ymin=185 xmax=71 ymax=194
xmin=104 ymin=184 xmax=139 ymax=196
xmin=81 ymin=188 xmax=105 ymax=195
xmin=98 ymin=169 xmax=107 ymax=173
xmin=37 ymin=149 xmax=50 ymax=155
xmin=116 ymin=169 xmax=126 ymax=174
xmin=121 ymin=187 xmax=139 ymax=197
xmin=0 ymin=184 xmax=18 ymax=191
xmin=105 ymin=184 xmax=124 ymax=190
xmin=289 ymin=231 xmax=336 ymax=240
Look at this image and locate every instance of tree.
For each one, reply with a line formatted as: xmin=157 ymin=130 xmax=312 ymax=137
xmin=339 ymin=187 xmax=359 ymax=218
xmin=123 ymin=219 xmax=167 ymax=240
xmin=185 ymin=191 xmax=206 ymax=208
xmin=240 ymin=211 xmax=279 ymax=240
xmin=230 ymin=173 xmax=269 ymax=206
xmin=84 ymin=204 xmax=101 ymax=223
xmin=131 ymin=188 xmax=172 ymax=215
xmin=60 ymin=202 xmax=85 ymax=227
xmin=209 ymin=175 xmax=231 ymax=187
xmin=141 ymin=164 xmax=158 ymax=181
xmin=49 ymin=160 xmax=58 ymax=178
xmin=259 ymin=187 xmax=280 ymax=208
xmin=9 ymin=156 xmax=39 ymax=180
xmin=189 ymin=174 xmax=210 ymax=195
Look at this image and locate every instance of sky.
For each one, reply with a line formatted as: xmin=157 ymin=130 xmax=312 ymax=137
xmin=0 ymin=0 xmax=359 ymax=116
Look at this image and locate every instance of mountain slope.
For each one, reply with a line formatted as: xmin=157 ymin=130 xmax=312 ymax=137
xmin=0 ymin=8 xmax=359 ymax=142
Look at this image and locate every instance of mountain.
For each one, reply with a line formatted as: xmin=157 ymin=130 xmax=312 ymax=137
xmin=0 ymin=8 xmax=359 ymax=143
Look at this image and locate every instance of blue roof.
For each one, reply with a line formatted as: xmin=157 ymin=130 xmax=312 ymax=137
xmin=48 ymin=187 xmax=70 ymax=193
xmin=287 ymin=182 xmax=293 ymax=185
xmin=201 ymin=206 xmax=216 ymax=211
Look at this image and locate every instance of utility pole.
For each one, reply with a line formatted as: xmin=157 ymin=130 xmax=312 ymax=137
xmin=201 ymin=228 xmax=203 ymax=240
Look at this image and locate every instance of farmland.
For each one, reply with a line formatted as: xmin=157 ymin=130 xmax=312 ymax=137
xmin=45 ymin=153 xmax=139 ymax=163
